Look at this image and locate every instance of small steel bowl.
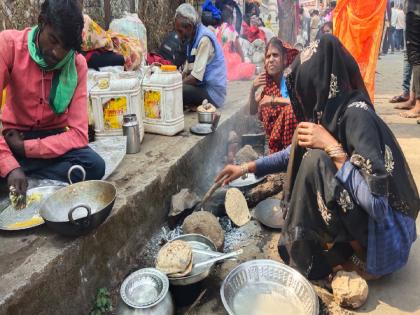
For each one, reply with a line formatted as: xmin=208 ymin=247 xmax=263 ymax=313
xmin=220 ymin=260 xmax=318 ymax=315
xmin=197 ymin=111 xmax=214 ymax=124
xmin=120 ymin=268 xmax=169 ymax=309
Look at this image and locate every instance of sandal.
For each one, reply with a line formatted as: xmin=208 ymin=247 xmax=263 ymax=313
xmin=390 ymin=94 xmax=409 ymax=103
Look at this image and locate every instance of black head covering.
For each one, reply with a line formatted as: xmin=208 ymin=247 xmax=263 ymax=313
xmin=286 ymin=34 xmax=369 ymax=130
xmin=285 ymin=34 xmax=419 ymax=219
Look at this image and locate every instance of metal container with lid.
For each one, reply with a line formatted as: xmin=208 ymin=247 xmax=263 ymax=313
xmin=123 ymin=114 xmax=141 ymax=154
xmin=117 ymin=268 xmax=174 ymax=315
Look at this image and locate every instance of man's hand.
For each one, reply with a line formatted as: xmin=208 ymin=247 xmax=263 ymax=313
xmin=183 ymin=74 xmax=199 ymax=86
xmin=4 ymin=129 xmax=25 ymax=157
xmin=7 ymin=168 xmax=28 ymax=195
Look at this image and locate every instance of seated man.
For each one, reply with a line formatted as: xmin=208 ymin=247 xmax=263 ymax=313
xmin=0 ymin=0 xmax=105 ymax=195
xmin=175 ymin=3 xmax=227 ymax=108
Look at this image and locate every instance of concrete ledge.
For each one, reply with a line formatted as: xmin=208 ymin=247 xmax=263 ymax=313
xmin=0 ymin=81 xmax=253 ymax=315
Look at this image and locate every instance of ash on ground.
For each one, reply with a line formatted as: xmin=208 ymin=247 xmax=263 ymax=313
xmin=138 ymin=225 xmax=183 ymax=266
xmin=139 ymin=215 xmax=263 ymax=267
xmin=221 ymin=216 xmax=263 ymax=252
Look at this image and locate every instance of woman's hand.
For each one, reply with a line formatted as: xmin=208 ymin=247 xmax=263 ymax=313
xmin=252 ymin=71 xmax=266 ymax=91
xmin=297 ymin=122 xmax=338 ymax=150
xmin=258 ymin=95 xmax=274 ymax=107
xmin=215 ymin=165 xmax=243 ymax=185
xmin=258 ymin=95 xmax=290 ymax=108
xmin=215 ymin=162 xmax=257 ymax=185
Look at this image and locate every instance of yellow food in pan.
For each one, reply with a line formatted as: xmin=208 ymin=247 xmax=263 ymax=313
xmin=10 ymin=192 xmax=43 ymax=211
xmin=7 ymin=216 xmax=44 ymax=229
xmin=27 ymin=192 xmax=42 ymax=204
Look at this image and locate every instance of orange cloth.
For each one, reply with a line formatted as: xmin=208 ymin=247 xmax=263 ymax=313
xmin=1 ymin=89 xmax=5 ymax=109
xmin=333 ymin=0 xmax=387 ymax=102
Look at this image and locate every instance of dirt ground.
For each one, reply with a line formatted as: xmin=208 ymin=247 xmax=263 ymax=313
xmin=173 ymin=52 xmax=420 ymax=315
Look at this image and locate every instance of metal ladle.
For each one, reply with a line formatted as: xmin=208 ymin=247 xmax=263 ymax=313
xmin=195 ymin=174 xmax=228 ymax=211
xmin=193 ymin=249 xmax=243 ymax=268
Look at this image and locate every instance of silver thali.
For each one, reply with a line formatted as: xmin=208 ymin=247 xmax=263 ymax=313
xmin=0 ymin=185 xmax=64 ymax=231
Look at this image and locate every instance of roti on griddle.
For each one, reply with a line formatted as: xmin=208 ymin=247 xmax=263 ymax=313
xmin=156 ymin=240 xmax=192 ymax=275
xmin=225 ymin=188 xmax=251 ymax=226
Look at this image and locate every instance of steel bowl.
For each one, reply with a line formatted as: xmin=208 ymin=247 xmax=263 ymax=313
xmin=169 ymin=234 xmax=217 ymax=286
xmin=119 ymin=268 xmax=174 ymax=315
xmin=197 ymin=111 xmax=214 ymax=124
xmin=220 ymin=260 xmax=318 ymax=315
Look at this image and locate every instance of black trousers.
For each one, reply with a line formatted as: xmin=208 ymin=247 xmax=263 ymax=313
xmin=183 ymin=84 xmax=215 ymax=108
xmin=2 ymin=130 xmax=105 ymax=183
xmin=406 ymin=12 xmax=420 ymax=99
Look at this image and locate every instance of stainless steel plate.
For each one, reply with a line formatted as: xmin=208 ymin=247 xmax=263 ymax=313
xmin=190 ymin=123 xmax=213 ymax=135
xmin=221 ymin=260 xmax=318 ymax=315
xmin=0 ymin=186 xmax=64 ymax=231
xmin=169 ymin=234 xmax=217 ymax=286
xmin=120 ymin=268 xmax=169 ymax=309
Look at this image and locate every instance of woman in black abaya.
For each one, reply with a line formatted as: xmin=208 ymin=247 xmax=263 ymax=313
xmin=217 ymin=35 xmax=419 ymax=280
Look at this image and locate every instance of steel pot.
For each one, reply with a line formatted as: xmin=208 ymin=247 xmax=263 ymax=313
xmin=39 ymin=165 xmax=116 ymax=236
xmin=117 ymin=268 xmax=174 ymax=315
xmin=197 ymin=111 xmax=215 ymax=124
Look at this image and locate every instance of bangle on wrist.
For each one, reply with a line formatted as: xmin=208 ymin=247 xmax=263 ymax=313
xmin=325 ymin=143 xmax=343 ymax=154
xmin=240 ymin=163 xmax=249 ymax=179
xmin=324 ymin=143 xmax=348 ymax=161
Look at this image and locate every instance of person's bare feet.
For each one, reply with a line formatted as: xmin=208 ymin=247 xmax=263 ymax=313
xmin=395 ymin=91 xmax=416 ymax=109
xmin=400 ymin=100 xmax=420 ymax=118
xmin=395 ymin=100 xmax=415 ymax=110
xmin=338 ymin=262 xmax=381 ymax=281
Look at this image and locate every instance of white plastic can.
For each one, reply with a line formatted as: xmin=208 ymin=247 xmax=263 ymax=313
xmin=89 ymin=71 xmax=144 ymax=141
xmin=141 ymin=65 xmax=184 ymax=136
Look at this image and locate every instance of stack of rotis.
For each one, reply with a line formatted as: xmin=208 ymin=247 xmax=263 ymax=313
xmin=156 ymin=240 xmax=193 ymax=278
